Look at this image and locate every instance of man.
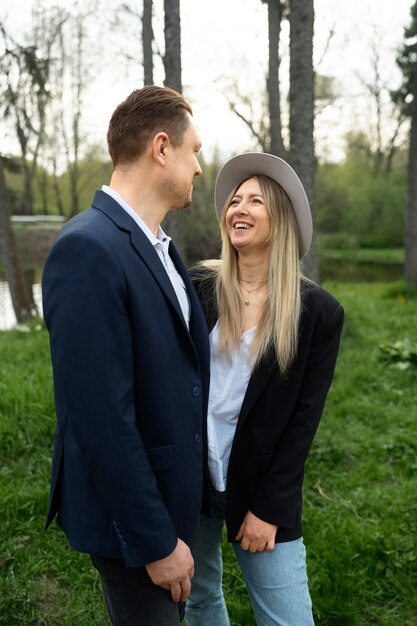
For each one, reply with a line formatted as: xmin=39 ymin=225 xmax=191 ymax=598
xmin=42 ymin=85 xmax=210 ymax=625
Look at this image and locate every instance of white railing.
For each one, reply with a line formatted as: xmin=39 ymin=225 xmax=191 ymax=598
xmin=11 ymin=215 xmax=65 ymax=224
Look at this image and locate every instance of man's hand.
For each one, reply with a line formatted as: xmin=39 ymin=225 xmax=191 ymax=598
xmin=145 ymin=539 xmax=194 ymax=603
xmin=235 ymin=510 xmax=277 ymax=553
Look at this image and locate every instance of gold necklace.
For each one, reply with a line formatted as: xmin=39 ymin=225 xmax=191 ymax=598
xmin=239 ymin=281 xmax=267 ymax=305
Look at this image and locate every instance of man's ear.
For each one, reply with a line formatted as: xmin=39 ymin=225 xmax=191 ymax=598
xmin=152 ymin=131 xmax=170 ymax=166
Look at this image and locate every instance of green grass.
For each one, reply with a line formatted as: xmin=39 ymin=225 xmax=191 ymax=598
xmin=1 ymin=283 xmax=417 ymax=625
xmin=304 ymin=282 xmax=417 ymax=626
xmin=221 ymin=282 xmax=417 ymax=625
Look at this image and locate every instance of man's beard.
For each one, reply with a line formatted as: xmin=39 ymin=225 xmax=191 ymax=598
xmin=170 ymin=188 xmax=193 ymax=212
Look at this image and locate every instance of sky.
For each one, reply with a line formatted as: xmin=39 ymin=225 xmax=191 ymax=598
xmin=0 ymin=0 xmax=415 ymax=162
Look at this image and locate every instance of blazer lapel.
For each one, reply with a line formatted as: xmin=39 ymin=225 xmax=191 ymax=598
xmin=169 ymin=242 xmax=211 ymax=369
xmin=91 ymin=190 xmax=187 ymax=330
xmin=236 ymin=348 xmax=277 ymax=431
xmin=129 ymin=229 xmax=188 ymax=328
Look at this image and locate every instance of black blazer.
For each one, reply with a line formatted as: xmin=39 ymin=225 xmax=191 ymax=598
xmin=191 ymin=268 xmax=344 ymax=543
xmin=42 ymin=191 xmax=210 ymax=567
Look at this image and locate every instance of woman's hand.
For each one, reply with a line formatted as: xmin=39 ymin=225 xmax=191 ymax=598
xmin=235 ymin=510 xmax=277 ymax=552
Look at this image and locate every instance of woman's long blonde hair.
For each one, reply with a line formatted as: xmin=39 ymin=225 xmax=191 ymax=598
xmin=203 ymin=174 xmax=304 ymax=377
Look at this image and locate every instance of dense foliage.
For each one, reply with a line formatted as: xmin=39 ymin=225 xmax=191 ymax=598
xmin=316 ymin=142 xmax=407 ymax=249
xmin=4 ymin=143 xmax=408 ymax=267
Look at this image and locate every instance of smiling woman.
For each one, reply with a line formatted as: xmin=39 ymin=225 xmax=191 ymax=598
xmin=185 ymin=152 xmax=344 ymax=626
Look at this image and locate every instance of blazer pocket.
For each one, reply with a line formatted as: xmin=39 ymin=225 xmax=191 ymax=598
xmin=146 ymin=445 xmax=173 ymax=471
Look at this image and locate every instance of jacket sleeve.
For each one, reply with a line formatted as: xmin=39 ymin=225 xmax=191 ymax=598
xmin=43 ymin=231 xmax=178 ymax=566
xmin=250 ymin=299 xmax=344 ymax=529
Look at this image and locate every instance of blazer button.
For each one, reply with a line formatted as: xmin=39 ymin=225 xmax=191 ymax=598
xmin=192 ymin=386 xmax=201 ymax=397
xmin=194 ymin=434 xmax=201 ymax=444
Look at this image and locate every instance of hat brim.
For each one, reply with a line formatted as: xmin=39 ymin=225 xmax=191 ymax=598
xmin=214 ymin=153 xmax=313 ymax=258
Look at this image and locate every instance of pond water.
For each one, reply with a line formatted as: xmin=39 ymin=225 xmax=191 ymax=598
xmin=0 ymin=259 xmax=405 ymax=330
xmin=0 ymin=281 xmax=43 ymax=331
xmin=319 ymin=258 xmax=404 ymax=283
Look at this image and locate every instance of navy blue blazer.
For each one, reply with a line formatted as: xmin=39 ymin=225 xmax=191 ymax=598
xmin=42 ymin=190 xmax=210 ymax=567
xmin=191 ymin=268 xmax=344 ymax=543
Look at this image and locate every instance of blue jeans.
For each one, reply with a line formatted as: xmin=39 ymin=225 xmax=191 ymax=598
xmin=185 ymin=488 xmax=314 ymax=626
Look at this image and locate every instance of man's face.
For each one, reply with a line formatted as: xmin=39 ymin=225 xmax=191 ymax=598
xmin=165 ymin=114 xmax=202 ymax=212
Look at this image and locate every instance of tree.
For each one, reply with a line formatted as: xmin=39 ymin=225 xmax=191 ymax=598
xmin=38 ymin=1 xmax=98 ymax=219
xmin=225 ymin=1 xmax=318 ymax=279
xmin=405 ymin=61 xmax=417 ymax=284
xmin=227 ymin=86 xmax=270 ymax=152
xmin=262 ymin=0 xmax=286 ymax=157
xmin=162 ymin=0 xmax=185 ymax=255
xmin=143 ymin=0 xmax=154 ymax=85
xmin=289 ymin=0 xmax=318 ymax=281
xmin=0 ymin=157 xmax=34 ymax=323
xmin=0 ymin=7 xmax=61 ymax=319
xmin=163 ymin=0 xmax=181 ymax=93
xmin=354 ymin=30 xmax=407 ymax=177
xmin=54 ymin=6 xmax=89 ymax=218
xmin=226 ymin=1 xmax=288 ymax=154
xmin=0 ymin=20 xmax=53 ymax=215
xmin=393 ymin=1 xmax=417 ymax=284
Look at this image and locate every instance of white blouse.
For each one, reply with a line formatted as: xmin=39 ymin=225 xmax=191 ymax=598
xmin=207 ymin=321 xmax=256 ymax=491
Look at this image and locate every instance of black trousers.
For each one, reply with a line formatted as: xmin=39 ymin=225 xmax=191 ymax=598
xmin=91 ymin=555 xmax=185 ymax=626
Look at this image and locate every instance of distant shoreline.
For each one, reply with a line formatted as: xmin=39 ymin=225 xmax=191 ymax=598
xmin=0 ymin=223 xmax=62 ymax=274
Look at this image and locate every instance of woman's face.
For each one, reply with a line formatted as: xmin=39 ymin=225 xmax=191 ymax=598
xmin=225 ymin=178 xmax=271 ymax=254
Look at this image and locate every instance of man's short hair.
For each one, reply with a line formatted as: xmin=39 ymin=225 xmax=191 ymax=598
xmin=107 ymin=85 xmax=193 ymax=167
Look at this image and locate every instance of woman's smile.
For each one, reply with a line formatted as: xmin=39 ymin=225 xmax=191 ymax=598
xmin=226 ymin=178 xmax=270 ymax=251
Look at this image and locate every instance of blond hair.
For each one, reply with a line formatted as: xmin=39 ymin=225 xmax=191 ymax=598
xmin=203 ymin=175 xmax=304 ymax=376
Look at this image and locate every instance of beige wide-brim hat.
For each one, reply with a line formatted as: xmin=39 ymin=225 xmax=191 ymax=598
xmin=214 ymin=152 xmax=313 ymax=258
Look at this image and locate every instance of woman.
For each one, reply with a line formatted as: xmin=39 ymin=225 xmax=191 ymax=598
xmin=185 ymin=153 xmax=344 ymax=626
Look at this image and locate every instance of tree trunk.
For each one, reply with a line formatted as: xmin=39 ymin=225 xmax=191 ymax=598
xmin=143 ymin=0 xmax=154 ymax=85
xmin=0 ymin=159 xmax=33 ymax=323
xmin=69 ymin=161 xmax=80 ymax=218
xmin=405 ymin=60 xmax=417 ymax=284
xmin=265 ymin=0 xmax=285 ymax=157
xmin=52 ymin=157 xmax=65 ymax=216
xmin=163 ymin=0 xmax=182 ymax=93
xmin=68 ymin=17 xmax=84 ymax=218
xmin=162 ymin=0 xmax=185 ymax=257
xmin=289 ymin=0 xmax=319 ymax=282
xmin=22 ymin=164 xmax=34 ymax=215
xmin=39 ymin=168 xmax=49 ymax=214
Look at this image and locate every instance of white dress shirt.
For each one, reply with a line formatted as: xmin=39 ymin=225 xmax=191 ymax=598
xmin=102 ymin=185 xmax=190 ymax=328
xmin=207 ymin=321 xmax=256 ymax=491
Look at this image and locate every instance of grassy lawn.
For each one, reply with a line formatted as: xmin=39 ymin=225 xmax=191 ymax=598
xmin=0 ymin=281 xmax=416 ymax=625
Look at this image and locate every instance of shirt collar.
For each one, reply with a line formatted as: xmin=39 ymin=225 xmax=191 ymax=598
xmin=101 ymin=185 xmax=171 ymax=248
